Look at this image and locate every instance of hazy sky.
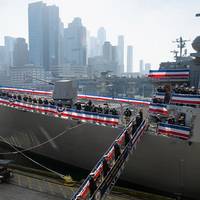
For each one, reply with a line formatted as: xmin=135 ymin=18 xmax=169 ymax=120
xmin=0 ymin=0 xmax=199 ymax=71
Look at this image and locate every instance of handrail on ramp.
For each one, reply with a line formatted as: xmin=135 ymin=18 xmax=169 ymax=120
xmin=71 ymin=117 xmax=148 ymax=200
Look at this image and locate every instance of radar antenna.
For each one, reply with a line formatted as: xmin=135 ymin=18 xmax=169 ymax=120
xmin=172 ymin=37 xmax=190 ymax=60
xmin=170 ymin=50 xmax=178 ymax=61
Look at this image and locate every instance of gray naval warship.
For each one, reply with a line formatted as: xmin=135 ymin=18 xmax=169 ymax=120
xmin=0 ymin=36 xmax=200 ymax=199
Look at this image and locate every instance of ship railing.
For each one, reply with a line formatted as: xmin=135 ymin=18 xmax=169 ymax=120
xmin=0 ymin=86 xmax=151 ymax=106
xmin=78 ymin=94 xmax=151 ymax=106
xmin=0 ymin=97 xmax=120 ymax=127
xmin=71 ymin=117 xmax=148 ymax=200
xmin=0 ymin=86 xmax=52 ymax=97
xmin=157 ymin=122 xmax=191 ymax=140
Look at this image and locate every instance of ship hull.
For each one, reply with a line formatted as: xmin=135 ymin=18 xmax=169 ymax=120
xmin=0 ymin=105 xmax=199 ymax=199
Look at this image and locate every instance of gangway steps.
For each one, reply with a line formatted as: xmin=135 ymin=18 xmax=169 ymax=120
xmin=72 ymin=117 xmax=148 ymax=200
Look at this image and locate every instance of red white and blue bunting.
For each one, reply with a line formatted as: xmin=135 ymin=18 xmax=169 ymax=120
xmin=149 ymin=103 xmax=169 ymax=116
xmin=170 ymin=94 xmax=200 ymax=105
xmin=0 ymin=98 xmax=119 ymax=127
xmin=148 ymin=69 xmax=190 ymax=80
xmin=0 ymin=86 xmax=150 ymax=106
xmin=158 ymin=122 xmax=191 ymax=140
xmin=154 ymin=92 xmax=200 ymax=106
xmin=0 ymin=86 xmax=52 ymax=96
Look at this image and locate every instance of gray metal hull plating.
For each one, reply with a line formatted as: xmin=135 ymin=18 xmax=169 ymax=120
xmin=0 ymin=105 xmax=199 ymax=199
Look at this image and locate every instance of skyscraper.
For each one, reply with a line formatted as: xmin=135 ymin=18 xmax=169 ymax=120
xmin=48 ymin=5 xmax=60 ymax=67
xmin=139 ymin=59 xmax=144 ymax=74
xmin=97 ymin=27 xmax=106 ymax=55
xmin=88 ymin=36 xmax=99 ymax=58
xmin=103 ymin=41 xmax=112 ymax=62
xmin=58 ymin=21 xmax=64 ymax=66
xmin=13 ymin=38 xmax=28 ymax=67
xmin=4 ymin=36 xmax=16 ymax=67
xmin=0 ymin=46 xmax=7 ymax=67
xmin=117 ymin=35 xmax=124 ymax=75
xmin=64 ymin=18 xmax=87 ymax=66
xmin=28 ymin=1 xmax=46 ymax=67
xmin=28 ymin=1 xmax=61 ymax=70
xmin=112 ymin=46 xmax=118 ymax=63
xmin=97 ymin=27 xmax=106 ymax=47
xmin=127 ymin=45 xmax=133 ymax=73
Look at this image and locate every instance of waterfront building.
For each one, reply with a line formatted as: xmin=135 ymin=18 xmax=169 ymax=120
xmin=28 ymin=1 xmax=62 ymax=70
xmin=4 ymin=36 xmax=16 ymax=67
xmin=64 ymin=17 xmax=87 ymax=66
xmin=139 ymin=59 xmax=144 ymax=75
xmin=127 ymin=45 xmax=133 ymax=73
xmin=97 ymin=27 xmax=106 ymax=55
xmin=13 ymin=38 xmax=28 ymax=67
xmin=117 ymin=35 xmax=124 ymax=75
xmin=103 ymin=41 xmax=113 ymax=62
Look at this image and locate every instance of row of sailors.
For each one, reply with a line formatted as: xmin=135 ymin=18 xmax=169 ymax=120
xmin=86 ymin=112 xmax=143 ymax=199
xmin=0 ymin=92 xmax=119 ymax=116
xmin=157 ymin=85 xmax=200 ymax=95
xmin=74 ymin=100 xmax=119 ymax=115
xmin=154 ymin=112 xmax=186 ymax=127
xmin=167 ymin=113 xmax=186 ymax=126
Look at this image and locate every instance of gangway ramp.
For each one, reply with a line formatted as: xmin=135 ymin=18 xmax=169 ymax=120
xmin=71 ymin=116 xmax=148 ymax=200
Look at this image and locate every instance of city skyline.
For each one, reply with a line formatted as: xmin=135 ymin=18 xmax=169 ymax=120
xmin=0 ymin=0 xmax=199 ymax=71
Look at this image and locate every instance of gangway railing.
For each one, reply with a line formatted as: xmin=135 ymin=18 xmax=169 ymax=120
xmin=71 ymin=117 xmax=148 ymax=200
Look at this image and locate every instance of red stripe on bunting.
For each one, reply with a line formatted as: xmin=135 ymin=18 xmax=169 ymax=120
xmin=171 ymin=99 xmax=200 ymax=105
xmin=61 ymin=112 xmax=118 ymax=125
xmin=158 ymin=129 xmax=189 ymax=140
xmin=149 ymin=108 xmax=168 ymax=115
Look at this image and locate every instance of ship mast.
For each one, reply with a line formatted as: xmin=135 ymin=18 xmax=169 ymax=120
xmin=172 ymin=37 xmax=190 ymax=61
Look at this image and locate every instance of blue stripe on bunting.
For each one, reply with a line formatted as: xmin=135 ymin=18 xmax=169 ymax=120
xmin=159 ymin=122 xmax=191 ymax=131
xmin=149 ymin=69 xmax=190 ymax=73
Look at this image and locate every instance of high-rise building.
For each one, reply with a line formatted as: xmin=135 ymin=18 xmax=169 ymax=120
xmin=144 ymin=63 xmax=151 ymax=74
xmin=103 ymin=41 xmax=112 ymax=62
xmin=64 ymin=17 xmax=87 ymax=66
xmin=28 ymin=1 xmax=46 ymax=67
xmin=13 ymin=38 xmax=28 ymax=67
xmin=88 ymin=36 xmax=99 ymax=58
xmin=97 ymin=27 xmax=106 ymax=55
xmin=112 ymin=46 xmax=118 ymax=63
xmin=4 ymin=36 xmax=16 ymax=67
xmin=28 ymin=1 xmax=61 ymax=70
xmin=127 ymin=45 xmax=133 ymax=73
xmin=0 ymin=46 xmax=7 ymax=67
xmin=97 ymin=27 xmax=106 ymax=47
xmin=48 ymin=5 xmax=60 ymax=67
xmin=58 ymin=21 xmax=64 ymax=66
xmin=117 ymin=35 xmax=124 ymax=75
xmin=139 ymin=59 xmax=144 ymax=74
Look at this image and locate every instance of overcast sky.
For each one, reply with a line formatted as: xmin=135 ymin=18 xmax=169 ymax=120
xmin=0 ymin=0 xmax=199 ymax=71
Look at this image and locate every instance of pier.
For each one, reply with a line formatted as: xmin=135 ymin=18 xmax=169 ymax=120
xmin=0 ymin=166 xmax=174 ymax=200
